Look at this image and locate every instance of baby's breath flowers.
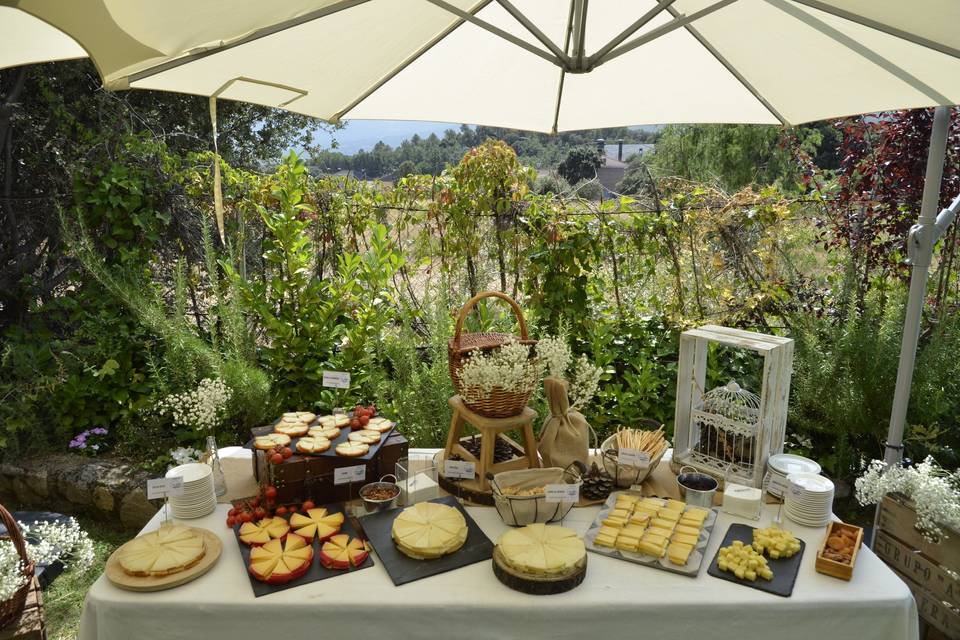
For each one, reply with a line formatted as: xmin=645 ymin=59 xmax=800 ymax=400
xmin=156 ymin=378 xmax=232 ymax=436
xmin=856 ymin=457 xmax=960 ymax=542
xmin=536 ymin=333 xmax=603 ymax=411
xmin=0 ymin=518 xmax=94 ymax=599
xmin=458 ymin=339 xmax=539 ymax=401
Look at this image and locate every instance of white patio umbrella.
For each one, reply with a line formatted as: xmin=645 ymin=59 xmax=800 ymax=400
xmin=2 ymin=0 xmax=958 ymax=465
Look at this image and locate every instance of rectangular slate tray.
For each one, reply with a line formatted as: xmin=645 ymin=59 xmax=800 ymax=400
xmin=706 ymin=522 xmax=806 ymax=597
xmin=232 ymin=502 xmax=375 ymax=598
xmin=356 ymin=495 xmax=494 ymax=586
xmin=584 ymin=491 xmax=719 ymax=577
xmin=247 ymin=418 xmax=395 ymax=461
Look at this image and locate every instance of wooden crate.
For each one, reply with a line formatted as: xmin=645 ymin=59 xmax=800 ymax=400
xmin=672 ymin=325 xmax=794 ymax=488
xmin=251 ymin=433 xmax=408 ymax=505
xmin=0 ymin=578 xmax=45 ymax=640
xmin=875 ymin=494 xmax=960 ymax=639
xmin=815 ymin=521 xmax=863 ymax=581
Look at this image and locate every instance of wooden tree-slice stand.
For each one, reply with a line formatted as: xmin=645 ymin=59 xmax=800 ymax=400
xmin=492 ymin=546 xmax=587 ymax=595
xmin=105 ymin=528 xmax=222 ymax=592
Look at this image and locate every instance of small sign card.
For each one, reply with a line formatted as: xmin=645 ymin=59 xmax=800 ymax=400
xmin=618 ymin=448 xmax=650 ymax=467
xmin=334 ymin=465 xmax=366 ymax=485
xmin=544 ymin=484 xmax=580 ymax=503
xmin=766 ymin=474 xmax=790 ymax=497
xmin=322 ymin=370 xmax=351 ymax=389
xmin=147 ymin=477 xmax=184 ymax=500
xmin=443 ymin=460 xmax=476 ymax=479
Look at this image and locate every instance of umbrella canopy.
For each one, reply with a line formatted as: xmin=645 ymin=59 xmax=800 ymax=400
xmin=3 ymin=0 xmax=960 ymax=131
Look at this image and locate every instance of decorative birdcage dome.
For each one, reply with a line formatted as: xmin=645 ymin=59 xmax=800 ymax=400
xmin=698 ymin=381 xmax=760 ymax=436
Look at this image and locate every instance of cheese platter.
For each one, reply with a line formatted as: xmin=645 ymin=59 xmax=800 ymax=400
xmin=492 ymin=523 xmax=588 ymax=595
xmin=105 ymin=525 xmax=222 ymax=592
xmin=706 ymin=523 xmax=806 ymax=597
xmin=246 ymin=409 xmax=397 ymax=462
xmin=583 ymin=491 xmax=718 ymax=577
xmin=231 ymin=502 xmax=374 ymax=597
xmin=357 ymin=495 xmax=494 ymax=586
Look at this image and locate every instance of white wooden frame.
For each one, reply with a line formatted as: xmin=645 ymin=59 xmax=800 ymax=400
xmin=672 ymin=325 xmax=794 ymax=488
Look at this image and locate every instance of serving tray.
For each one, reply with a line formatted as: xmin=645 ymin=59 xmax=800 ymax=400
xmin=247 ymin=417 xmax=395 ymax=461
xmin=232 ymin=503 xmax=375 ymax=598
xmin=706 ymin=522 xmax=805 ymax=597
xmin=583 ymin=491 xmax=718 ymax=577
xmin=357 ymin=496 xmax=494 ymax=586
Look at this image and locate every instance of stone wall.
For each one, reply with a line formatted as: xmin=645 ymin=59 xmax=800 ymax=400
xmin=0 ymin=455 xmax=158 ymax=529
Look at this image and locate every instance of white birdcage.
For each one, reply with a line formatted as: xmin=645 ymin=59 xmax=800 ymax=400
xmin=672 ymin=325 xmax=794 ymax=488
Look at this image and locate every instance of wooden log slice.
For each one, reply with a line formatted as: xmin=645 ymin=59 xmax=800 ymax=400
xmin=492 ymin=546 xmax=586 ymax=595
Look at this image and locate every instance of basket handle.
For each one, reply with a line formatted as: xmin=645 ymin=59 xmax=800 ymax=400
xmin=452 ymin=291 xmax=529 ymax=345
xmin=0 ymin=503 xmax=31 ymax=572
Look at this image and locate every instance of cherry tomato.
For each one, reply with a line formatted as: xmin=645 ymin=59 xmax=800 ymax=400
xmin=350 ymin=418 xmax=361 ymax=429
xmin=238 ymin=512 xmax=253 ymax=523
xmin=226 ymin=516 xmax=236 ymax=527
xmin=250 ymin=497 xmax=261 ymax=508
xmin=264 ymin=486 xmax=278 ymax=500
xmin=270 ymin=453 xmax=284 ymax=465
xmin=228 ymin=507 xmax=238 ymax=517
xmin=253 ymin=507 xmax=266 ymax=519
xmin=282 ymin=447 xmax=293 ymax=459
xmin=275 ymin=506 xmax=288 ymax=517
xmin=359 ymin=415 xmax=370 ymax=426
xmin=302 ymin=500 xmax=315 ymax=511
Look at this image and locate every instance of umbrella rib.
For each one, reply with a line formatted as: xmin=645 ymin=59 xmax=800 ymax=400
xmin=126 ymin=0 xmax=374 ymax=84
xmin=593 ymin=0 xmax=739 ymax=69
xmin=424 ymin=0 xmax=563 ymax=67
xmin=769 ymin=0 xmax=953 ymax=105
xmin=663 ymin=4 xmax=787 ymax=126
xmin=334 ymin=0 xmax=495 ymax=122
xmin=788 ymin=0 xmax=960 ymax=62
xmin=588 ymin=0 xmax=678 ymax=66
xmin=551 ymin=0 xmax=577 ymax=134
xmin=495 ymin=0 xmax=569 ymax=64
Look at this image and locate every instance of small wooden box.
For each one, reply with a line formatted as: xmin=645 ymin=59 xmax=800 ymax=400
xmin=815 ymin=521 xmax=863 ymax=581
xmin=0 ymin=577 xmax=45 ymax=640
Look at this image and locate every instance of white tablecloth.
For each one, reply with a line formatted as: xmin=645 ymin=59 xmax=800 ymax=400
xmin=80 ymin=453 xmax=918 ymax=640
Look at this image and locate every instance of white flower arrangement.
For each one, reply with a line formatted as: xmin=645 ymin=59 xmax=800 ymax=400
xmin=156 ymin=378 xmax=232 ymax=435
xmin=0 ymin=517 xmax=94 ymax=600
xmin=169 ymin=446 xmax=203 ymax=466
xmin=458 ymin=339 xmax=539 ymax=400
xmin=535 ymin=333 xmax=604 ymax=411
xmin=856 ymin=457 xmax=960 ymax=542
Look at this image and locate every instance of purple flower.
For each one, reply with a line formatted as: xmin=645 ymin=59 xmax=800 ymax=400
xmin=91 ymin=428 xmax=108 ymax=436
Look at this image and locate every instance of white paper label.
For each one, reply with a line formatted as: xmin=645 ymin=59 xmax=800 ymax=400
xmin=322 ymin=370 xmax=351 ymax=389
xmin=544 ymin=484 xmax=580 ymax=503
xmin=334 ymin=465 xmax=366 ymax=485
xmin=618 ymin=448 xmax=650 ymax=467
xmin=767 ymin=474 xmax=789 ymax=496
xmin=147 ymin=477 xmax=184 ymax=500
xmin=444 ymin=460 xmax=476 ymax=479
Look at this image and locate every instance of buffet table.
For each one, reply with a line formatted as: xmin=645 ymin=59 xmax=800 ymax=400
xmin=79 ymin=451 xmax=918 ymax=640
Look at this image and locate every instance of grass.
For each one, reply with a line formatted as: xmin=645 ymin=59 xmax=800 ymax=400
xmin=43 ymin=516 xmax=129 ymax=640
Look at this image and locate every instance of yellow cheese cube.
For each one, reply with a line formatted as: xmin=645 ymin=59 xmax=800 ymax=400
xmin=667 ymin=542 xmax=694 ymax=566
xmin=594 ymin=534 xmax=617 ymax=548
xmin=621 ymin=524 xmax=646 ymax=538
xmin=602 ymin=516 xmax=627 ymax=528
xmin=638 ymin=540 xmax=666 ymax=557
xmin=666 ymin=499 xmax=686 ymax=511
xmin=685 ymin=507 xmax=709 ymax=520
xmin=675 ymin=524 xmax=700 ymax=537
xmin=610 ymin=508 xmax=630 ymax=519
xmin=615 ymin=536 xmax=640 ymax=552
xmin=646 ymin=526 xmax=674 ymax=539
xmin=629 ymin=513 xmax=651 ymax=526
xmin=641 ymin=532 xmax=668 ymax=547
xmin=650 ymin=517 xmax=676 ymax=530
xmin=656 ymin=509 xmax=682 ymax=522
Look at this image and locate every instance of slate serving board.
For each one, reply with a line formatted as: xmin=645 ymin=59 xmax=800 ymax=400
xmin=246 ymin=418 xmax=395 ymax=461
xmin=357 ymin=495 xmax=494 ymax=586
xmin=706 ymin=523 xmax=805 ymax=597
xmin=232 ymin=502 xmax=375 ymax=598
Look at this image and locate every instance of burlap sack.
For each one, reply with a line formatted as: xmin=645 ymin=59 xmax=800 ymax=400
xmin=538 ymin=377 xmax=591 ymax=468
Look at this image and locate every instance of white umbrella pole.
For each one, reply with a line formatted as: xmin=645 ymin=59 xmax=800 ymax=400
xmin=883 ymin=105 xmax=952 ymax=466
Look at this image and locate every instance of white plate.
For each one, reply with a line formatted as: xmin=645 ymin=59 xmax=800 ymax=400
xmin=787 ymin=472 xmax=835 ymax=494
xmin=166 ymin=463 xmax=213 ymax=483
xmin=768 ymin=454 xmax=821 ymax=476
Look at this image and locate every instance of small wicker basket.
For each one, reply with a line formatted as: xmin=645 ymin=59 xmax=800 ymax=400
xmin=490 ymin=462 xmax=585 ymax=526
xmin=0 ymin=503 xmax=34 ymax=629
xmin=448 ymin=291 xmax=537 ymax=418
xmin=600 ymin=419 xmax=667 ymax=488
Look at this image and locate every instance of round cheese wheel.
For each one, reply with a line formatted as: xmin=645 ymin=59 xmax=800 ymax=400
xmin=391 ymin=502 xmax=468 ymax=560
xmin=117 ymin=525 xmax=206 ymax=577
xmin=497 ymin=524 xmax=585 ymax=576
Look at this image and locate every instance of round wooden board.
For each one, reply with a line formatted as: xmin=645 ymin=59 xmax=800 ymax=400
xmin=492 ymin=546 xmax=587 ymax=595
xmin=105 ymin=527 xmax=222 ymax=592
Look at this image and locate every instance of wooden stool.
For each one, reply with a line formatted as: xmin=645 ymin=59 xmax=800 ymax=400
xmin=443 ymin=395 xmax=539 ymax=491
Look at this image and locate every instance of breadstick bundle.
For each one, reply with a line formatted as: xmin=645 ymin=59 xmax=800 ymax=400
xmin=615 ymin=426 xmax=668 ymax=461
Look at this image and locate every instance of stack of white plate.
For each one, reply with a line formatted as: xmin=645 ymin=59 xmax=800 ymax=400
xmin=166 ymin=463 xmax=217 ymax=519
xmin=784 ymin=472 xmax=835 ymax=527
xmin=765 ymin=453 xmax=821 ymax=498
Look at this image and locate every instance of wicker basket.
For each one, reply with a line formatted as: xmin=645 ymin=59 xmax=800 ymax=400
xmin=0 ymin=503 xmax=34 ymax=629
xmin=600 ymin=419 xmax=667 ymax=488
xmin=490 ymin=462 xmax=584 ymax=526
xmin=448 ymin=291 xmax=537 ymax=418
